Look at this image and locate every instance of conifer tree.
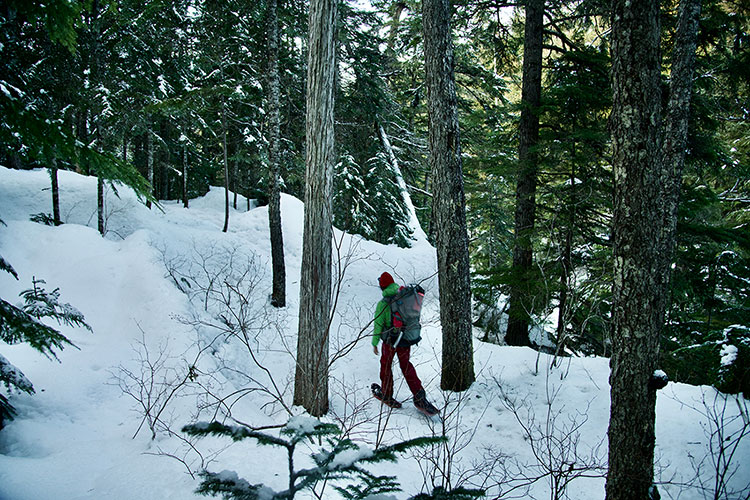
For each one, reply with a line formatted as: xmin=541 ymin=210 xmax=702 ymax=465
xmin=606 ymin=0 xmax=665 ymax=496
xmin=294 ymin=0 xmax=337 ymax=417
xmin=267 ymin=0 xmax=286 ymax=308
xmin=506 ymin=0 xmax=544 ymax=347
xmin=183 ymin=417 xmax=481 ymax=500
xmin=0 ymin=241 xmax=91 ymax=428
xmin=423 ymin=0 xmax=475 ymax=391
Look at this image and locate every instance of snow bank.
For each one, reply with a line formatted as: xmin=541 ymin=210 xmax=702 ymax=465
xmin=0 ymin=167 xmax=748 ymax=500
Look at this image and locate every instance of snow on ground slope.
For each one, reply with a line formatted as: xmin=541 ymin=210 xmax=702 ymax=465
xmin=0 ymin=166 xmax=748 ymax=500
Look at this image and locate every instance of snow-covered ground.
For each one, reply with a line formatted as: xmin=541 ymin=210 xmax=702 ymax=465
xmin=0 ymin=166 xmax=747 ymax=500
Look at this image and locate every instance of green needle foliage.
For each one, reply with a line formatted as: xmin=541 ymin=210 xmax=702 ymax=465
xmin=1 ymin=230 xmax=92 ymax=427
xmin=183 ymin=416 xmax=471 ymax=500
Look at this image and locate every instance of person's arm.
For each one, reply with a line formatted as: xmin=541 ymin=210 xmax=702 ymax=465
xmin=373 ymin=300 xmax=389 ymax=354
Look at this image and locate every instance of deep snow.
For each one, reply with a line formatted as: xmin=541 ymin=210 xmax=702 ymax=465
xmin=0 ymin=166 xmax=747 ymax=500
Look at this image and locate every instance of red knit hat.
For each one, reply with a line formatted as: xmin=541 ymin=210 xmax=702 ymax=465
xmin=378 ymin=272 xmax=395 ymax=290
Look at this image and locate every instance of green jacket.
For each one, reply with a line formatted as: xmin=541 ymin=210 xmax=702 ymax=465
xmin=372 ymin=282 xmax=400 ymax=346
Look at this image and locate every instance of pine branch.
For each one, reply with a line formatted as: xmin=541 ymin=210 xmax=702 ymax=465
xmin=182 ymin=421 xmax=291 ymax=448
xmin=409 ymin=486 xmax=486 ymax=499
xmin=0 ymin=298 xmax=74 ymax=360
xmin=0 ymin=255 xmax=18 ymax=280
xmin=21 ymin=279 xmax=92 ymax=332
xmin=0 ymin=352 xmax=34 ymax=395
xmin=196 ymin=470 xmax=273 ymax=500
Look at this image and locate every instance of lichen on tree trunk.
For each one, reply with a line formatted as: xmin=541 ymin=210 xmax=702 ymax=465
xmin=293 ymin=0 xmax=337 ymax=417
xmin=423 ymin=0 xmax=475 ymax=392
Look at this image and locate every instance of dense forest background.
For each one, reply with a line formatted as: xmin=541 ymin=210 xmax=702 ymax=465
xmin=1 ymin=0 xmax=748 ymax=394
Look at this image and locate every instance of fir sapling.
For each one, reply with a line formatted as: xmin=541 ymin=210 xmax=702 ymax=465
xmin=183 ymin=416 xmax=446 ymax=500
xmin=0 ymin=253 xmax=91 ymax=427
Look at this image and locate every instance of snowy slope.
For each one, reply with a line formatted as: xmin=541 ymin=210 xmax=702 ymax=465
xmin=0 ymin=167 xmax=747 ymax=500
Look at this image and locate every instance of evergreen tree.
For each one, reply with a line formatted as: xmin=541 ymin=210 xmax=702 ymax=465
xmin=0 ymin=239 xmax=91 ymax=428
xmin=505 ymin=0 xmax=544 ymax=348
xmin=332 ymin=153 xmax=378 ymax=239
xmin=267 ymin=0 xmax=286 ymax=308
xmin=0 ymin=1 xmax=153 ymax=209
xmin=294 ymin=0 xmax=337 ymax=417
xmin=606 ymin=0 xmax=665 ymax=496
xmin=423 ymin=0 xmax=475 ymax=391
xmin=182 ymin=417 xmax=481 ymax=500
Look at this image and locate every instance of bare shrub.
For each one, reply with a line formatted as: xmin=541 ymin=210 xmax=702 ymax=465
xmin=492 ymin=374 xmax=607 ymax=500
xmin=681 ymin=390 xmax=750 ymax=500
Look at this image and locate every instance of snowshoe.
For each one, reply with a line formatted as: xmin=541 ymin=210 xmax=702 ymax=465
xmin=413 ymin=389 xmax=439 ymax=417
xmin=371 ymin=383 xmax=402 ymax=409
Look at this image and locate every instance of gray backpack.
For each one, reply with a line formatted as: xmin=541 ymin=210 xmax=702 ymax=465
xmin=387 ymin=284 xmax=425 ymax=346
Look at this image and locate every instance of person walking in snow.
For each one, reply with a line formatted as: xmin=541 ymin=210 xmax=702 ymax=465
xmin=371 ymin=271 xmax=438 ymax=416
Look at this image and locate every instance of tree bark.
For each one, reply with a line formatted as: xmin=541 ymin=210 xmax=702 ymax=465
xmin=505 ymin=0 xmax=543 ymax=347
xmin=221 ymin=95 xmax=230 ymax=233
xmin=423 ymin=0 xmax=475 ymax=392
xmin=607 ymin=0 xmax=701 ymax=497
xmin=268 ymin=0 xmax=286 ymax=308
xmin=50 ymin=155 xmax=61 ymax=226
xmin=556 ymin=165 xmax=575 ymax=355
xmin=182 ymin=142 xmax=189 ymax=208
xmin=293 ymin=0 xmax=336 ymax=416
xmin=146 ymin=122 xmax=154 ymax=210
xmin=660 ymin=0 xmax=701 ymax=289
xmin=606 ymin=0 xmax=664 ymax=497
xmin=97 ymin=176 xmax=105 ymax=235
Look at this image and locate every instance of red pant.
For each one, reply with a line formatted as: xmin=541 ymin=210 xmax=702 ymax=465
xmin=380 ymin=342 xmax=423 ymax=398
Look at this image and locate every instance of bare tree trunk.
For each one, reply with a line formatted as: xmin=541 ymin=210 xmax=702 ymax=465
xmin=660 ymin=0 xmax=702 ymax=291
xmin=50 ymin=154 xmax=61 ymax=226
xmin=97 ymin=177 xmax=105 ymax=235
xmin=221 ymin=96 xmax=230 ymax=233
xmin=606 ymin=0 xmax=663 ymax=497
xmin=607 ymin=0 xmax=701 ymax=497
xmin=423 ymin=0 xmax=475 ymax=392
xmin=182 ymin=142 xmax=189 ymax=208
xmin=146 ymin=122 xmax=153 ymax=210
xmin=506 ymin=0 xmax=544 ymax=347
xmin=268 ymin=0 xmax=286 ymax=308
xmin=233 ymin=145 xmax=239 ymax=210
xmin=556 ymin=161 xmax=576 ymax=355
xmin=293 ymin=0 xmax=337 ymax=416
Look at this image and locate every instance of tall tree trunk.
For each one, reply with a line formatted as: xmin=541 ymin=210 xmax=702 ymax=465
xmin=159 ymin=118 xmax=168 ymax=200
xmin=182 ymin=142 xmax=189 ymax=208
xmin=660 ymin=0 xmax=702 ymax=291
xmin=49 ymin=154 xmax=61 ymax=226
xmin=293 ymin=0 xmax=336 ymax=416
xmin=606 ymin=0 xmax=663 ymax=496
xmin=221 ymin=96 xmax=230 ymax=233
xmin=607 ymin=0 xmax=701 ymax=497
xmin=506 ymin=0 xmax=543 ymax=347
xmin=423 ymin=0 xmax=475 ymax=392
xmin=268 ymin=0 xmax=286 ymax=308
xmin=146 ymin=122 xmax=153 ymax=209
xmin=97 ymin=177 xmax=105 ymax=235
xmin=233 ymin=161 xmax=239 ymax=209
xmin=556 ymin=165 xmax=575 ymax=355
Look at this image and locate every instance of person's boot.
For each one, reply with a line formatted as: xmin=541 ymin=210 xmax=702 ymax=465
xmin=413 ymin=389 xmax=439 ymax=416
xmin=372 ymin=383 xmax=402 ymax=409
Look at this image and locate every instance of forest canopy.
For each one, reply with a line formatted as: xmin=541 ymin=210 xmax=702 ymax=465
xmin=1 ymin=0 xmax=748 ymax=395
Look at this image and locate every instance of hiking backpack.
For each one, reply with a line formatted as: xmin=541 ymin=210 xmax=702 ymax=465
xmin=387 ymin=284 xmax=425 ymax=346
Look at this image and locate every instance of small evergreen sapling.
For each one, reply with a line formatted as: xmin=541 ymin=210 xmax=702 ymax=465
xmin=182 ymin=416 xmax=446 ymax=499
xmin=0 ymin=242 xmax=91 ymax=427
